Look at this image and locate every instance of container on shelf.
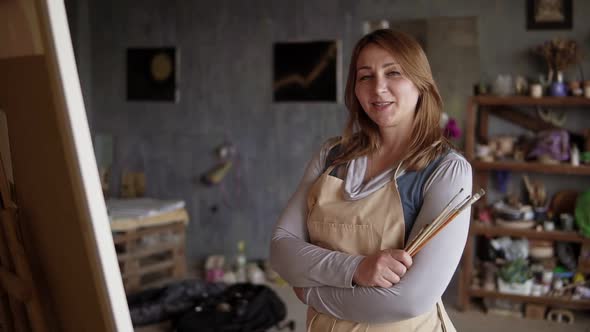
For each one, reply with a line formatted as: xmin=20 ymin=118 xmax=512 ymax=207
xmin=497 ymin=278 xmax=533 ymax=296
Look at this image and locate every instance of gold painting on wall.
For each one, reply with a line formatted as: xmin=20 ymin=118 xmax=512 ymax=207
xmin=273 ymin=41 xmax=340 ymax=102
xmin=527 ymin=0 xmax=572 ymax=30
xmin=127 ymin=47 xmax=179 ymax=102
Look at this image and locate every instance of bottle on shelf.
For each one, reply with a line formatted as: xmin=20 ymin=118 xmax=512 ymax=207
xmin=235 ymin=240 xmax=247 ymax=283
xmin=571 ymin=145 xmax=580 ymax=167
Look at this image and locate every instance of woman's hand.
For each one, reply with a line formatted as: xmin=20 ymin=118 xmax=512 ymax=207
xmin=353 ymin=249 xmax=412 ymax=288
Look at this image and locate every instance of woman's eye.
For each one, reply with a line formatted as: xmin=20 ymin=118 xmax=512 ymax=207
xmin=387 ymin=71 xmax=401 ymax=77
xmin=358 ymin=75 xmax=372 ymax=81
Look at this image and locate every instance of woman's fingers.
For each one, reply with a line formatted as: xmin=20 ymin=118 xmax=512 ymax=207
xmin=389 ymin=249 xmax=413 ymax=268
xmin=353 ymin=249 xmax=411 ymax=287
xmin=388 ymin=260 xmax=407 ymax=279
xmin=375 ymin=276 xmax=393 ymax=288
xmin=379 ymin=267 xmax=401 ymax=286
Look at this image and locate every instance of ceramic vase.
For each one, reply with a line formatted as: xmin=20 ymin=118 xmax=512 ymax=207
xmin=549 ymin=71 xmax=567 ymax=97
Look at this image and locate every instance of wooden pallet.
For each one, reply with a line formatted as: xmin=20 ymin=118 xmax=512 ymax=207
xmin=114 ymin=221 xmax=187 ymax=293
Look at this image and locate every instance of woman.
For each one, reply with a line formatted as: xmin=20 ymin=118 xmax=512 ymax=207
xmin=270 ymin=29 xmax=472 ymax=331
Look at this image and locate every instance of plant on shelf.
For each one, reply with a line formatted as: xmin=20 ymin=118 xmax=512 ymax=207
xmin=440 ymin=112 xmax=462 ymax=141
xmin=497 ymin=258 xmax=534 ymax=295
xmin=498 ymin=258 xmax=532 ymax=284
xmin=532 ymin=38 xmax=582 ymax=82
xmin=532 ymin=38 xmax=582 ymax=97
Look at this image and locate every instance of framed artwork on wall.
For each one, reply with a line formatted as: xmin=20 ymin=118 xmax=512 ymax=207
xmin=273 ymin=41 xmax=340 ymax=102
xmin=362 ymin=20 xmax=391 ymax=35
xmin=527 ymin=0 xmax=572 ymax=30
xmin=127 ymin=47 xmax=179 ymax=102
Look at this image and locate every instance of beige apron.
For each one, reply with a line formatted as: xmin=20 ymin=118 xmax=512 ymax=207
xmin=305 ymin=165 xmax=456 ymax=332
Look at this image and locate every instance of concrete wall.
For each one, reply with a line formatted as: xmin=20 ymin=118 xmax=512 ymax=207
xmin=67 ymin=0 xmax=590 ymax=265
xmin=65 ymin=0 xmax=93 ymax=128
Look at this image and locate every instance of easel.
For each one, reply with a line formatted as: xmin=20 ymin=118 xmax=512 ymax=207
xmin=0 ymin=154 xmax=46 ymax=331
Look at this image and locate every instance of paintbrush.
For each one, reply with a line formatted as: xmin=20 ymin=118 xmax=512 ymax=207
xmin=406 ymin=189 xmax=485 ymax=257
xmin=406 ymin=194 xmax=472 ymax=255
xmin=405 ymin=188 xmax=465 ymax=253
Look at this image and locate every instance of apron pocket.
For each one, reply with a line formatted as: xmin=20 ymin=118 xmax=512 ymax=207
xmin=308 ymin=221 xmax=375 ymax=255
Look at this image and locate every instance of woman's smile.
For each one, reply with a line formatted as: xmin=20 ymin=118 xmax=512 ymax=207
xmin=370 ymin=101 xmax=395 ymax=111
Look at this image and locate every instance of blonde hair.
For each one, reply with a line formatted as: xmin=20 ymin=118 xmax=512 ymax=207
xmin=333 ymin=29 xmax=452 ymax=171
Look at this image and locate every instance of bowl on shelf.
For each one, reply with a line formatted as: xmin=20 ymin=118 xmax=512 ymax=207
xmin=529 ymin=240 xmax=554 ymax=260
xmin=495 ymin=219 xmax=536 ymax=229
xmin=493 ymin=201 xmax=534 ymax=221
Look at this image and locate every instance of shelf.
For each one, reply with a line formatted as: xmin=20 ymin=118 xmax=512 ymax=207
xmin=473 ymin=96 xmax=590 ymax=107
xmin=471 ymin=160 xmax=590 ymax=176
xmin=471 ymin=224 xmax=590 ymax=244
xmin=470 ymin=289 xmax=590 ymax=310
xmin=460 ymin=93 xmax=590 ymax=313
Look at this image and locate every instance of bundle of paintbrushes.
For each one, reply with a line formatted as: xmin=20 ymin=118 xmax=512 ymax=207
xmin=405 ymin=188 xmax=485 ymax=257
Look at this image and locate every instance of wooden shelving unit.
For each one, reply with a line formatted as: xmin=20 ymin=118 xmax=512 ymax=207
xmin=470 ymin=95 xmax=590 ymax=107
xmin=471 ymin=161 xmax=590 ymax=176
xmin=469 ymin=289 xmax=590 ymax=310
xmin=458 ymin=96 xmax=590 ymax=314
xmin=471 ymin=224 xmax=590 ymax=244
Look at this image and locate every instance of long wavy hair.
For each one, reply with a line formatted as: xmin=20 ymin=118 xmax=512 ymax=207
xmin=332 ymin=29 xmax=452 ymax=171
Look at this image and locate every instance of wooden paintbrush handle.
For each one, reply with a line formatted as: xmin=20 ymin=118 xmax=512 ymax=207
xmin=409 ymin=212 xmax=459 ymax=256
xmin=409 ymin=198 xmax=481 ymax=256
xmin=406 ymin=189 xmax=464 ymax=252
xmin=404 ymin=224 xmax=428 ymax=251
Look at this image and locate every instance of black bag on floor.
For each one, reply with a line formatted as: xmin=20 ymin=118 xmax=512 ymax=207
xmin=128 ymin=280 xmax=226 ymax=326
xmin=175 ymin=283 xmax=292 ymax=332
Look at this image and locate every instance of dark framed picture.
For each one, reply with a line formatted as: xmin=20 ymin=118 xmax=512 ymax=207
xmin=273 ymin=41 xmax=340 ymax=102
xmin=527 ymin=0 xmax=572 ymax=30
xmin=127 ymin=47 xmax=179 ymax=102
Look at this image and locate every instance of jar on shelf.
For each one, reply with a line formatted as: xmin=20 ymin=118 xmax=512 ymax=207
xmin=549 ymin=71 xmax=567 ymax=97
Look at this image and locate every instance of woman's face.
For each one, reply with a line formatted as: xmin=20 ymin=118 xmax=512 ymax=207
xmin=354 ymin=44 xmax=419 ymax=132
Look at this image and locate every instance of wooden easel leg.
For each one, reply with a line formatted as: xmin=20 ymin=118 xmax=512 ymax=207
xmin=0 ymin=221 xmax=29 ymax=332
xmin=0 ymin=153 xmax=47 ymax=331
xmin=0 ymin=215 xmax=15 ymax=332
xmin=0 ymin=286 xmax=15 ymax=331
xmin=2 ymin=210 xmax=47 ymax=332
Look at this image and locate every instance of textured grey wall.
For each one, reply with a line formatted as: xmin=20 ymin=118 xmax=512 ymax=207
xmin=65 ymin=0 xmax=93 ymax=128
xmin=392 ymin=17 xmax=479 ymax=144
xmin=68 ymin=0 xmax=590 ymax=266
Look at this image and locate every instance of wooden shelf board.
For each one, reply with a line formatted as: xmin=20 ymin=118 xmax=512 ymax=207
xmin=473 ymin=96 xmax=590 ymax=107
xmin=110 ymin=208 xmax=189 ymax=232
xmin=122 ymin=260 xmax=175 ymax=278
xmin=471 ymin=224 xmax=590 ymax=244
xmin=469 ymin=289 xmax=590 ymax=310
xmin=472 ymin=160 xmax=590 ymax=176
xmin=117 ymin=242 xmax=178 ymax=262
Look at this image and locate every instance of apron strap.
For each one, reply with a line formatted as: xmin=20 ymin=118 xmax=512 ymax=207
xmin=325 ymin=164 xmax=337 ymax=176
xmin=436 ymin=302 xmax=448 ymax=332
xmin=329 ymin=318 xmax=337 ymax=332
xmin=306 ymin=311 xmax=319 ymax=332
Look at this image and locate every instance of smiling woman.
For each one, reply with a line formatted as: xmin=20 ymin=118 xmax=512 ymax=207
xmin=271 ymin=29 xmax=472 ymax=332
